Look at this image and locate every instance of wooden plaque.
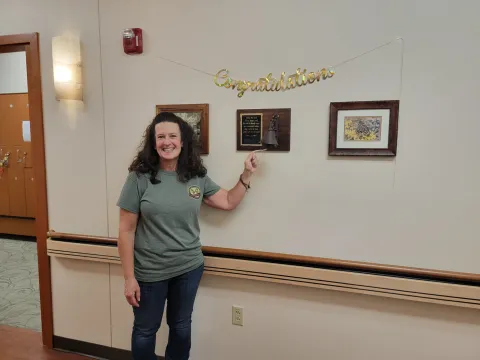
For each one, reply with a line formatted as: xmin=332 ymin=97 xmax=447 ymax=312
xmin=236 ymin=108 xmax=291 ymax=152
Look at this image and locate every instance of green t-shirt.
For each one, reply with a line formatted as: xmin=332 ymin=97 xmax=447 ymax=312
xmin=116 ymin=170 xmax=221 ymax=282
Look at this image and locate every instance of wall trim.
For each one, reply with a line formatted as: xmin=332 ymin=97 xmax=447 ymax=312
xmin=47 ymin=231 xmax=480 ymax=285
xmin=47 ymin=238 xmax=480 ymax=310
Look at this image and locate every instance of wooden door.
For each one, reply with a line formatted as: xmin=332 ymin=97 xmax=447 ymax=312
xmin=0 ymin=93 xmax=33 ymax=218
xmin=24 ymin=167 xmax=36 ymax=218
xmin=0 ymin=96 xmax=9 ymax=215
xmin=8 ymin=166 xmax=26 ymax=217
xmin=0 ymin=165 xmax=9 ymax=215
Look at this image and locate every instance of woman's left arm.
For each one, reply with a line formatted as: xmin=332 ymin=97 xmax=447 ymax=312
xmin=203 ymin=152 xmax=258 ymax=211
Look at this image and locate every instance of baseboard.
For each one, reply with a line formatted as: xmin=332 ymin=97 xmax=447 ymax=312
xmin=0 ymin=216 xmax=35 ymax=237
xmin=53 ymin=336 xmax=164 ymax=360
xmin=0 ymin=233 xmax=36 ymax=242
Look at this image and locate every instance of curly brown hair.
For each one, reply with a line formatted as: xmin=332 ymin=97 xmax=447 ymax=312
xmin=128 ymin=112 xmax=206 ymax=184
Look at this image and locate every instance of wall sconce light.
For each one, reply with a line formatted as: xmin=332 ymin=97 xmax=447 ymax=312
xmin=52 ymin=35 xmax=83 ymax=101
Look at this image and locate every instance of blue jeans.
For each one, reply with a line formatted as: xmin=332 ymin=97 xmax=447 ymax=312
xmin=131 ymin=264 xmax=204 ymax=360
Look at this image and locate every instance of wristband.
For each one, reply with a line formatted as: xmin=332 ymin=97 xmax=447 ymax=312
xmin=239 ymin=175 xmax=250 ymax=191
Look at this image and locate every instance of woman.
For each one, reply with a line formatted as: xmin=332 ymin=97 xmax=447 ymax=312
xmin=116 ymin=112 xmax=257 ymax=360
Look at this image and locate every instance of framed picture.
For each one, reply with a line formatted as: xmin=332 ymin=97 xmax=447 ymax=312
xmin=328 ymin=100 xmax=399 ymax=156
xmin=155 ymin=104 xmax=209 ymax=154
xmin=236 ymin=108 xmax=291 ymax=152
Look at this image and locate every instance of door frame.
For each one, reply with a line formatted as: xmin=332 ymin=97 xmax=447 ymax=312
xmin=0 ymin=33 xmax=52 ymax=348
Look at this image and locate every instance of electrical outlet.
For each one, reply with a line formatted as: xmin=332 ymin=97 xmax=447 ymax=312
xmin=232 ymin=305 xmax=243 ymax=326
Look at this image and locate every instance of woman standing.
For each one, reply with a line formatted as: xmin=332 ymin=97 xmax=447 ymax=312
xmin=117 ymin=112 xmax=257 ymax=360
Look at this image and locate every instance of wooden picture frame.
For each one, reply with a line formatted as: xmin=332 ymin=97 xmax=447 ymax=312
xmin=155 ymin=103 xmax=209 ymax=154
xmin=328 ymin=100 xmax=399 ymax=156
xmin=236 ymin=108 xmax=291 ymax=152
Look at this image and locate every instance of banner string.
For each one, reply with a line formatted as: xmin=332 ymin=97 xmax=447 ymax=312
xmin=154 ymin=55 xmax=216 ymax=77
xmin=331 ymin=37 xmax=403 ymax=68
xmin=153 ymin=37 xmax=404 ymax=78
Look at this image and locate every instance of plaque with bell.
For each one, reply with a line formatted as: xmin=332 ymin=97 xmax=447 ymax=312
xmin=236 ymin=108 xmax=291 ymax=152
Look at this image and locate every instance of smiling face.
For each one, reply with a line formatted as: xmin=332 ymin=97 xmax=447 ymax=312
xmin=155 ymin=121 xmax=183 ymax=162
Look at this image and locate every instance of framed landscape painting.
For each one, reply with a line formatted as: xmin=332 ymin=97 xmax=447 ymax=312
xmin=155 ymin=103 xmax=209 ymax=154
xmin=328 ymin=100 xmax=399 ymax=156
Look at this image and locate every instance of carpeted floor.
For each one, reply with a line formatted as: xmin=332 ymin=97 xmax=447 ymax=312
xmin=0 ymin=237 xmax=41 ymax=332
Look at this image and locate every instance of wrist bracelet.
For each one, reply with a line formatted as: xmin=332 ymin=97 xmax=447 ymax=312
xmin=239 ymin=175 xmax=250 ymax=191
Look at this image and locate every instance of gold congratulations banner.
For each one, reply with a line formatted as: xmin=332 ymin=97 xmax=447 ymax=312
xmin=214 ymin=67 xmax=335 ymax=98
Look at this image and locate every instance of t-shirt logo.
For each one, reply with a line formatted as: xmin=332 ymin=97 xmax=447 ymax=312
xmin=188 ymin=185 xmax=201 ymax=199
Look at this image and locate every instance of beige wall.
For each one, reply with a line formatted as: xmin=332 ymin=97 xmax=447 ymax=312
xmin=1 ymin=0 xmax=477 ymax=271
xmin=0 ymin=0 xmax=108 ymax=235
xmin=102 ymin=0 xmax=479 ymax=274
xmin=2 ymin=0 xmax=475 ymax=273
xmin=2 ymin=0 xmax=480 ymax=359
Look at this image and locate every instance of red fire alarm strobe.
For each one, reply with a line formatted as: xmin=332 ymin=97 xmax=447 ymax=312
xmin=123 ymin=28 xmax=143 ymax=55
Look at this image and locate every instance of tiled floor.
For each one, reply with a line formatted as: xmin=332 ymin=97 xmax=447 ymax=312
xmin=0 ymin=237 xmax=41 ymax=331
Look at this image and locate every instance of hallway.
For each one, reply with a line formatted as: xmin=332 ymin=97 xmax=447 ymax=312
xmin=0 ymin=236 xmax=41 ymax=331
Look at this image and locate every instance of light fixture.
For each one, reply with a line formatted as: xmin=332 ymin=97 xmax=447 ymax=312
xmin=52 ymin=35 xmax=83 ymax=101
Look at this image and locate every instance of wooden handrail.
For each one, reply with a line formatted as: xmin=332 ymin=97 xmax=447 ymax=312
xmin=47 ymin=230 xmax=480 ymax=285
xmin=47 ymin=231 xmax=116 ymax=245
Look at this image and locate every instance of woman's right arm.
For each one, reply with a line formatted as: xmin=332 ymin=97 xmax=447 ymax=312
xmin=118 ymin=208 xmax=140 ymax=307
